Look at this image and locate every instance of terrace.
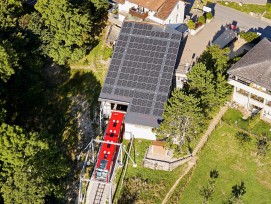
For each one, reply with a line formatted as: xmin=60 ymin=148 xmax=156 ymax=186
xmin=129 ymin=7 xmax=148 ymax=20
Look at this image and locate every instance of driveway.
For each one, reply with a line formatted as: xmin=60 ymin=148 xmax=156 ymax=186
xmin=178 ymin=3 xmax=271 ymax=68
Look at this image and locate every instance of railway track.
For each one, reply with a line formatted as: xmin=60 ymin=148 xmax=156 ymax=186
xmin=93 ymin=183 xmax=106 ymax=204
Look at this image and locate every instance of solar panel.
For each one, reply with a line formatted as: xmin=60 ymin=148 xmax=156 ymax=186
xmin=101 ymin=21 xmax=182 ymax=118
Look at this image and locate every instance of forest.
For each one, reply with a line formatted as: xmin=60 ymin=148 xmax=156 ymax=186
xmin=0 ymin=0 xmax=108 ymax=203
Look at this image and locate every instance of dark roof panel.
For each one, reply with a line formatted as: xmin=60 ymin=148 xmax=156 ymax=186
xmin=228 ymin=38 xmax=271 ymax=90
xmin=99 ymin=21 xmax=182 ymax=127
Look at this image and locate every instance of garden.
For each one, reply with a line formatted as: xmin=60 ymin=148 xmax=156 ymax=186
xmin=114 ymin=139 xmax=189 ymax=203
xmin=167 ymin=108 xmax=271 ymax=203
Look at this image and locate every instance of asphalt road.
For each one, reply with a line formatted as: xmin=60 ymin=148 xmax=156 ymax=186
xmin=214 ymin=4 xmax=271 ymax=37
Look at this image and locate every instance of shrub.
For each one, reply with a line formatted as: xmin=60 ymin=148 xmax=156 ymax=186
xmin=239 ymin=31 xmax=259 ymax=42
xmin=206 ymin=12 xmax=213 ymax=20
xmin=198 ymin=15 xmax=206 ymax=24
xmin=235 ymin=131 xmax=251 ymax=144
xmin=187 ymin=20 xmax=196 ymax=29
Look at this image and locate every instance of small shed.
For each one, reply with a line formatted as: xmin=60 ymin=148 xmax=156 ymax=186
xmin=150 ymin=141 xmax=169 ymax=156
xmin=212 ymin=29 xmax=237 ymax=48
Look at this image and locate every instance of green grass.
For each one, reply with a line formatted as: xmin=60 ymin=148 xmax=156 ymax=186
xmin=177 ymin=123 xmax=271 ymax=203
xmin=70 ymin=37 xmax=112 ymax=83
xmin=219 ymin=2 xmax=271 ymax=20
xmin=222 ymin=108 xmax=271 ymax=139
xmin=115 ymin=139 xmax=188 ymax=203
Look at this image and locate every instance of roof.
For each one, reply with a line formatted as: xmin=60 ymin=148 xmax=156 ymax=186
xmin=151 ymin=140 xmax=166 ymax=147
xmin=128 ymin=0 xmax=166 ymax=11
xmin=228 ymin=38 xmax=271 ymax=90
xmin=212 ymin=29 xmax=237 ymax=48
xmin=154 ymin=0 xmax=180 ymax=20
xmin=99 ymin=21 xmax=182 ymax=127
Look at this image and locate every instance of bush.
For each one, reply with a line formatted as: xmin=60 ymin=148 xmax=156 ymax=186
xmin=198 ymin=15 xmax=206 ymax=24
xmin=206 ymin=12 xmax=213 ymax=20
xmin=239 ymin=31 xmax=259 ymax=42
xmin=187 ymin=20 xmax=196 ymax=29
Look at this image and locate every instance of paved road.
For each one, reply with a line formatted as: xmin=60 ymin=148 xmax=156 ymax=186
xmin=214 ymin=4 xmax=271 ymax=35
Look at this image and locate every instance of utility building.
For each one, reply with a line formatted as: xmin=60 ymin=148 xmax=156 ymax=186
xmin=99 ymin=21 xmax=182 ymax=140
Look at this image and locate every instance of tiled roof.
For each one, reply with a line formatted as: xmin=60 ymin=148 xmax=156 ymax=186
xmin=128 ymin=0 xmax=166 ymax=11
xmin=155 ymin=0 xmax=180 ymax=20
xmin=228 ymin=38 xmax=271 ymax=90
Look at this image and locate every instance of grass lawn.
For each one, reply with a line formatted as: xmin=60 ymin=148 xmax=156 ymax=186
xmin=222 ymin=108 xmax=271 ymax=139
xmin=114 ymin=139 xmax=189 ymax=203
xmin=176 ymin=123 xmax=271 ymax=203
xmin=219 ymin=2 xmax=271 ymax=20
xmin=70 ymin=37 xmax=113 ymax=83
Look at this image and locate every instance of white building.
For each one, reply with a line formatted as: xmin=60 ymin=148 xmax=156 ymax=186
xmin=114 ymin=0 xmax=186 ymax=27
xmin=99 ymin=21 xmax=183 ymax=140
xmin=228 ymin=38 xmax=271 ymax=121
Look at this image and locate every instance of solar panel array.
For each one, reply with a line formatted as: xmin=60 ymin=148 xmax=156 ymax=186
xmin=101 ymin=22 xmax=182 ymax=118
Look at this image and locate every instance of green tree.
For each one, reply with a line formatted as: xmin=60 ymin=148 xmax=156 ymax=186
xmin=228 ymin=181 xmax=246 ymax=204
xmin=206 ymin=12 xmax=213 ymax=20
xmin=0 ymin=0 xmax=23 ymax=30
xmin=200 ymin=169 xmax=219 ymax=204
xmin=198 ymin=15 xmax=206 ymax=25
xmin=187 ymin=20 xmax=196 ymax=29
xmin=187 ymin=63 xmax=216 ymax=113
xmin=256 ymin=136 xmax=269 ymax=156
xmin=235 ymin=131 xmax=251 ymax=144
xmin=0 ymin=40 xmax=19 ymax=82
xmin=28 ymin=0 xmax=93 ymax=65
xmin=239 ymin=31 xmax=259 ymax=43
xmin=0 ymin=123 xmax=70 ymax=203
xmin=154 ymin=90 xmax=204 ymax=153
xmin=199 ymin=45 xmax=230 ymax=74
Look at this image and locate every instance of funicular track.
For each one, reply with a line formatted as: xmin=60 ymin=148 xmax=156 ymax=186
xmin=93 ymin=183 xmax=106 ymax=204
xmin=78 ymin=111 xmax=137 ymax=204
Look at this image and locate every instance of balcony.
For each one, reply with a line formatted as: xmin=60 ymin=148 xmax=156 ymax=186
xmin=251 ymin=94 xmax=264 ymax=103
xmin=237 ymin=88 xmax=249 ymax=97
xmin=129 ymin=7 xmax=148 ymax=20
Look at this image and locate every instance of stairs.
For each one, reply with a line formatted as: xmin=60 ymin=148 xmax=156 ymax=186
xmin=192 ymin=106 xmax=228 ymax=156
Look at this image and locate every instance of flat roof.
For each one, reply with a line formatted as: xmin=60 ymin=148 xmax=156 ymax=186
xmin=99 ymin=21 xmax=182 ymax=127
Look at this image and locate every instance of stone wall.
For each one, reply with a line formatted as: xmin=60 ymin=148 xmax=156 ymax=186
xmin=143 ymin=155 xmax=192 ymax=171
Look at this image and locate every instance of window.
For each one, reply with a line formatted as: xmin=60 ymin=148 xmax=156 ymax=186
xmin=176 ymin=14 xmax=178 ymax=23
xmin=107 ymin=143 xmax=111 ymax=148
xmin=169 ymin=19 xmax=171 ymax=24
xmin=110 ymin=133 xmax=114 ymax=137
xmin=177 ymin=4 xmax=179 ymax=10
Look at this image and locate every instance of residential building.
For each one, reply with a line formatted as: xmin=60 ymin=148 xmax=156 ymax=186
xmin=227 ymin=38 xmax=271 ymax=121
xmin=99 ymin=21 xmax=183 ymax=140
xmin=114 ymin=0 xmax=186 ymax=27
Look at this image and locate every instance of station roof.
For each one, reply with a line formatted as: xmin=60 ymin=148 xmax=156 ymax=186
xmin=99 ymin=21 xmax=182 ymax=127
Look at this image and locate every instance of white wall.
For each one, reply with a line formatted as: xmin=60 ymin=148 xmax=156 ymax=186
xmin=166 ymin=1 xmax=185 ymax=25
xmin=118 ymin=1 xmax=136 ymax=12
xmin=124 ymin=123 xmax=156 ymax=140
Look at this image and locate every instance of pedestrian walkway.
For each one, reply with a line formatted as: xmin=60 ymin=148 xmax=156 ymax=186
xmin=162 ymin=105 xmax=228 ymax=204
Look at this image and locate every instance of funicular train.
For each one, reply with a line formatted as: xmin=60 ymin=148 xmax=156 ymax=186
xmin=94 ymin=112 xmax=125 ymax=182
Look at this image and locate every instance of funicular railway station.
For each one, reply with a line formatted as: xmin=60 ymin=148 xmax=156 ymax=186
xmin=78 ymin=21 xmax=183 ymax=204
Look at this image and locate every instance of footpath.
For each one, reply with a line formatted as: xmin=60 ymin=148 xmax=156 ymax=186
xmin=162 ymin=105 xmax=228 ymax=204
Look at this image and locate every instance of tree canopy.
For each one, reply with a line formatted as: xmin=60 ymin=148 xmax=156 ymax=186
xmin=155 ymin=90 xmax=204 ymax=154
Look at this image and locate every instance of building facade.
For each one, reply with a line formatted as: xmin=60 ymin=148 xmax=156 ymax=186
xmin=228 ymin=38 xmax=271 ymax=121
xmin=115 ymin=0 xmax=185 ymax=27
